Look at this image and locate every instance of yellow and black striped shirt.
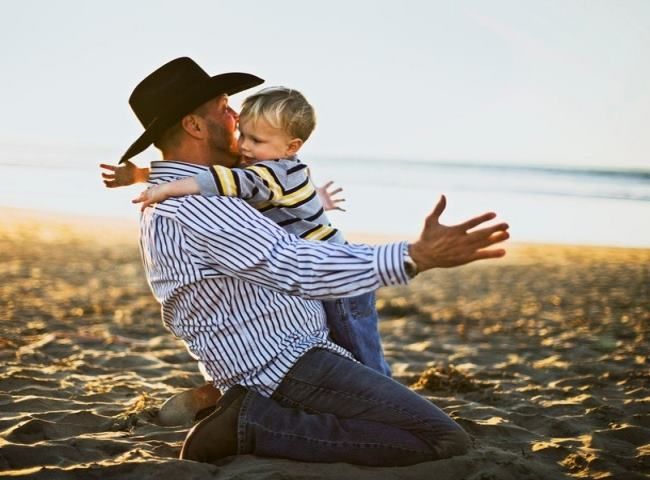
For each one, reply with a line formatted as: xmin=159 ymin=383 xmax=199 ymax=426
xmin=195 ymin=157 xmax=344 ymax=244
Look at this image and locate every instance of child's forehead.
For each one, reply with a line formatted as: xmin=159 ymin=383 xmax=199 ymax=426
xmin=239 ymin=115 xmax=281 ymax=133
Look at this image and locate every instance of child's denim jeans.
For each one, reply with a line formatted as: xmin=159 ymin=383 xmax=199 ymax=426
xmin=322 ymin=291 xmax=391 ymax=377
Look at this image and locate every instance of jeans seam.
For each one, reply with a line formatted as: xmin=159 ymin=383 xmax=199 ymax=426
xmin=333 ymin=300 xmax=354 ymax=343
xmin=237 ymin=390 xmax=255 ymax=454
xmin=246 ymin=421 xmax=432 ymax=455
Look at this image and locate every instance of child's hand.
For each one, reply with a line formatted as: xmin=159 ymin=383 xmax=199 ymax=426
xmin=100 ymin=161 xmax=150 ymax=188
xmin=132 ymin=184 xmax=170 ymax=211
xmin=316 ymin=181 xmax=346 ymax=212
xmin=132 ymin=177 xmax=200 ymax=211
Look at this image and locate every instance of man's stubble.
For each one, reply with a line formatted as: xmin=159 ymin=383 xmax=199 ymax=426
xmin=205 ymin=118 xmax=240 ymax=168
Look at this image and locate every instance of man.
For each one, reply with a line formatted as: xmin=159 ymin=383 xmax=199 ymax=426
xmin=106 ymin=57 xmax=509 ymax=466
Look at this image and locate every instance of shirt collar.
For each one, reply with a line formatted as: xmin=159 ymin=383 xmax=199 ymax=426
xmin=148 ymin=160 xmax=210 ymax=185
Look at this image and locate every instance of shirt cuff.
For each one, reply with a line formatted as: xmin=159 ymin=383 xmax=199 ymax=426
xmin=373 ymin=241 xmax=410 ymax=286
xmin=196 ymin=170 xmax=220 ymax=197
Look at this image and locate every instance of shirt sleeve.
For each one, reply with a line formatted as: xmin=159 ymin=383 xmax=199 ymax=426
xmin=195 ymin=163 xmax=290 ymax=206
xmin=176 ymin=195 xmax=409 ymax=299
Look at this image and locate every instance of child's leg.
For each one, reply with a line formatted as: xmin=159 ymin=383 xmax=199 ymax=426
xmin=323 ymin=291 xmax=391 ymax=376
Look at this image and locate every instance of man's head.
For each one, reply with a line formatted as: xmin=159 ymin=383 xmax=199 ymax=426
xmin=121 ymin=57 xmax=263 ymax=165
xmin=153 ymin=94 xmax=240 ymax=165
xmin=238 ymin=87 xmax=316 ymax=163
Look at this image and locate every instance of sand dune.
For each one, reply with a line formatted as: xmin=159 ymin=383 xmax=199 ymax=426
xmin=0 ymin=209 xmax=648 ymax=479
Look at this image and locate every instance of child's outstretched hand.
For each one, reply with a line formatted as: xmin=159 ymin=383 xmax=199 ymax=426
xmin=132 ymin=184 xmax=170 ymax=211
xmin=317 ymin=181 xmax=346 ymax=212
xmin=132 ymin=177 xmax=201 ymax=211
xmin=100 ymin=161 xmax=150 ymax=188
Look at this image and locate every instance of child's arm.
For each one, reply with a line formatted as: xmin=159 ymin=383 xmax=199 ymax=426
xmin=131 ymin=164 xmax=278 ymax=210
xmin=100 ymin=161 xmax=150 ymax=188
xmin=197 ymin=164 xmax=289 ymax=205
xmin=132 ymin=177 xmax=200 ymax=210
xmin=133 ymin=162 xmax=327 ymax=211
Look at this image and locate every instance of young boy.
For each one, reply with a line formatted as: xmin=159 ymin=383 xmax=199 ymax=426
xmin=133 ymin=86 xmax=392 ymax=377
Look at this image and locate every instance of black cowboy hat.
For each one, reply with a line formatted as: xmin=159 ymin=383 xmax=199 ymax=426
xmin=120 ymin=57 xmax=264 ymax=163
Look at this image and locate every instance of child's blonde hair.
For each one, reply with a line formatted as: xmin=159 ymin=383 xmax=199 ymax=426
xmin=240 ymin=87 xmax=316 ymax=141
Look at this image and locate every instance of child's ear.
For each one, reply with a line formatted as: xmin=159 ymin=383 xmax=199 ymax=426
xmin=286 ymin=138 xmax=303 ymax=156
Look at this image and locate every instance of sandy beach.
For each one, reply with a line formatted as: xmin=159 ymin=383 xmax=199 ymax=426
xmin=0 ymin=208 xmax=648 ymax=479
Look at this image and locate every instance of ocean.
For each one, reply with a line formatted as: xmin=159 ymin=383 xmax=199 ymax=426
xmin=1 ymin=157 xmax=649 ymax=248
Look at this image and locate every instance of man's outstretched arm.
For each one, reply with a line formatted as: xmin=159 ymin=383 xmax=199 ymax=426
xmin=177 ymin=194 xmax=509 ymax=300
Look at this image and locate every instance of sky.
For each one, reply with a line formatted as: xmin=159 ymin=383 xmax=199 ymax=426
xmin=1 ymin=0 xmax=649 ymax=169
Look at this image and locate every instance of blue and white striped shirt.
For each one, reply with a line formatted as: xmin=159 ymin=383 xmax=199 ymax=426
xmin=140 ymin=161 xmax=410 ymax=396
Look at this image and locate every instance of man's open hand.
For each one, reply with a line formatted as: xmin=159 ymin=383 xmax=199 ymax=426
xmin=100 ymin=161 xmax=150 ymax=188
xmin=409 ymin=195 xmax=509 ymax=272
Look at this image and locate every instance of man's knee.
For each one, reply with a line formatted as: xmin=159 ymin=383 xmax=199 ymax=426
xmin=434 ymin=429 xmax=471 ymax=459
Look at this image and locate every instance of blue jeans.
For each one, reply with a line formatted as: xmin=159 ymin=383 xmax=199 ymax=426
xmin=236 ymin=348 xmax=469 ymax=466
xmin=323 ymin=291 xmax=392 ymax=376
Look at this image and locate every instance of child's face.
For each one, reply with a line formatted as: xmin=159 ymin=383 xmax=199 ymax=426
xmin=238 ymin=117 xmax=301 ymax=164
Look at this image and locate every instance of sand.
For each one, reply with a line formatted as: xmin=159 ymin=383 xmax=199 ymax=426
xmin=0 ymin=208 xmax=648 ymax=479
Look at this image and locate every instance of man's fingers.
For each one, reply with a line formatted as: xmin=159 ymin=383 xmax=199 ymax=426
xmin=457 ymin=212 xmax=497 ymax=231
xmin=322 ymin=181 xmax=333 ymax=189
xmin=101 ymin=172 xmax=115 ymax=180
xmin=329 ymin=187 xmax=343 ymax=195
xmin=426 ymin=195 xmax=446 ymax=225
xmin=469 ymin=248 xmax=507 ymax=263
xmin=468 ymin=223 xmax=509 ymax=242
xmin=490 ymin=230 xmax=510 ymax=244
xmin=470 ymin=229 xmax=510 ymax=249
xmin=334 ymin=198 xmax=346 ymax=203
xmin=99 ymin=163 xmax=117 ymax=172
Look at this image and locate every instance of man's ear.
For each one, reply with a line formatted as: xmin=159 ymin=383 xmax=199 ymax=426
xmin=286 ymin=138 xmax=303 ymax=156
xmin=181 ymin=114 xmax=204 ymax=139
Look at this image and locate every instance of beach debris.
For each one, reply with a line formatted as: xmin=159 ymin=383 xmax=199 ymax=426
xmin=15 ymin=333 xmax=58 ymax=362
xmin=114 ymin=392 xmax=158 ymax=430
xmin=532 ymin=355 xmax=570 ymax=370
xmin=412 ymin=364 xmax=487 ymax=393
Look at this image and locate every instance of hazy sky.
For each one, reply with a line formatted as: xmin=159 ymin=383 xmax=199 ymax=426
xmin=1 ymin=0 xmax=648 ymax=168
